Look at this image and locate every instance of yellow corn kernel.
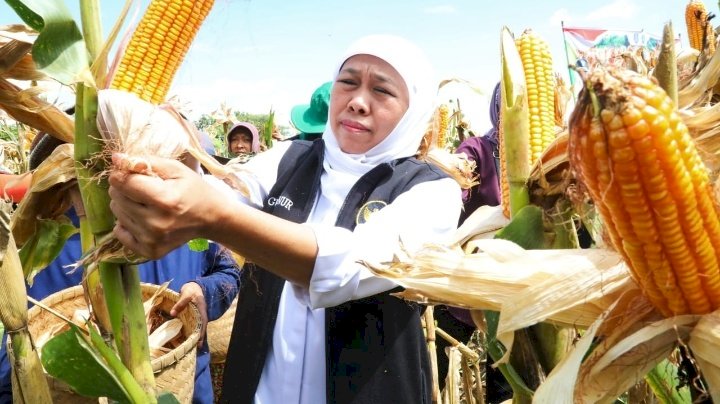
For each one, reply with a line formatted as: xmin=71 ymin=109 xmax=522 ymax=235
xmin=516 ymin=29 xmax=556 ymax=165
xmin=436 ymin=104 xmax=450 ymax=149
xmin=685 ymin=0 xmax=715 ymax=53
xmin=110 ymin=0 xmax=215 ymax=104
xmin=498 ymin=104 xmax=510 ymax=218
xmin=569 ymin=67 xmax=720 ymax=317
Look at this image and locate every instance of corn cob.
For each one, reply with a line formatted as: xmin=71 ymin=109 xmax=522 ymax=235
xmin=569 ymin=67 xmax=720 ymax=316
xmin=110 ymin=0 xmax=215 ymax=104
xmin=437 ymin=104 xmax=450 ymax=149
xmin=516 ymin=29 xmax=556 ymax=163
xmin=685 ymin=0 xmax=716 ymax=53
xmin=498 ymin=103 xmax=510 ymax=218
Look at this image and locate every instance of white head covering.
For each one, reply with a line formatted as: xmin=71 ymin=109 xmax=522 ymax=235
xmin=322 ymin=34 xmax=437 ymax=177
xmin=311 ymin=35 xmax=436 ymax=223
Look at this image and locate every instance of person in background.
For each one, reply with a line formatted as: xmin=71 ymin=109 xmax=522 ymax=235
xmin=439 ymin=81 xmax=510 ymax=401
xmin=289 ymin=81 xmax=332 ymax=141
xmin=226 ymin=122 xmax=259 ymax=163
xmin=455 ymin=81 xmax=502 ymax=224
xmin=107 ymin=34 xmax=461 ymax=403
xmin=0 ymin=134 xmax=241 ymax=404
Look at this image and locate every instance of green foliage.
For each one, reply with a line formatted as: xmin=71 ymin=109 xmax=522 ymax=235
xmin=0 ymin=120 xmax=27 ymax=173
xmin=188 ymin=238 xmax=209 ymax=252
xmin=262 ymin=109 xmax=275 ymax=150
xmin=42 ymin=325 xmax=131 ymax=402
xmin=4 ymin=0 xmax=44 ymax=31
xmin=157 ymin=392 xmax=181 ymax=403
xmin=494 ymin=205 xmax=549 ymax=250
xmin=194 ymin=111 xmax=289 ymax=157
xmin=19 ymin=217 xmax=78 ymax=286
xmin=7 ymin=0 xmax=89 ymax=85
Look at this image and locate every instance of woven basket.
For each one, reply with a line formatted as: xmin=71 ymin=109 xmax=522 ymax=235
xmin=206 ymin=296 xmax=237 ymax=364
xmin=24 ymin=283 xmax=201 ymax=403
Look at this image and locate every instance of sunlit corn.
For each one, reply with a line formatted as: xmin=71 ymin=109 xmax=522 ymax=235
xmin=498 ymin=104 xmax=511 ymax=218
xmin=685 ymin=0 xmax=715 ymax=53
xmin=110 ymin=0 xmax=215 ymax=104
xmin=516 ymin=29 xmax=556 ymax=163
xmin=437 ymin=104 xmax=450 ymax=149
xmin=569 ymin=67 xmax=720 ymax=316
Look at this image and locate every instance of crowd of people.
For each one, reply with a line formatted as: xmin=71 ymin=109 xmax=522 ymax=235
xmin=0 ymin=33 xmax=506 ymax=404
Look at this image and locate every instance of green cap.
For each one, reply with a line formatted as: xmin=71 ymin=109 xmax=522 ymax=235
xmin=290 ymin=81 xmax=332 ymax=135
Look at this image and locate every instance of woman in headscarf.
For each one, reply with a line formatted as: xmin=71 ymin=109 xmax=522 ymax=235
xmin=108 ymin=34 xmax=461 ymax=403
xmin=226 ymin=122 xmax=260 ymax=163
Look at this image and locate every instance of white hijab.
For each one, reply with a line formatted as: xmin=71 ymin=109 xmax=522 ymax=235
xmin=318 ymin=35 xmax=437 ymax=212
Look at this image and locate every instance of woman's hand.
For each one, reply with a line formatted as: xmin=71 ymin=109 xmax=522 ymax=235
xmin=171 ymin=282 xmax=208 ymax=348
xmin=108 ymin=153 xmax=224 ymax=259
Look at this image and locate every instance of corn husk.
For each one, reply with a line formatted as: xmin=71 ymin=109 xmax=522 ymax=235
xmin=678 ymin=37 xmax=720 ymax=108
xmin=451 ymin=205 xmax=510 ymax=249
xmin=423 ymin=147 xmax=478 ymax=190
xmin=0 ymin=201 xmax=52 ymax=402
xmin=688 ymin=309 xmax=720 ymax=401
xmin=364 ymin=238 xmax=631 ymax=340
xmin=535 ymin=288 xmax=698 ymax=403
xmin=97 ymin=89 xmax=250 ymax=196
xmin=0 ymin=78 xmax=74 ymax=143
xmin=144 ymin=281 xmax=170 ymax=333
xmin=148 ymin=318 xmax=182 ymax=358
xmin=10 ymin=143 xmax=76 ymax=247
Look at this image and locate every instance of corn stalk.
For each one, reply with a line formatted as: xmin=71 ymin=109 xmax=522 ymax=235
xmin=74 ymin=0 xmax=156 ymax=401
xmin=0 ymin=201 xmax=51 ymax=403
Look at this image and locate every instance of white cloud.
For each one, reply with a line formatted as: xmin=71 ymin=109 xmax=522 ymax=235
xmin=585 ymin=0 xmax=638 ymax=22
xmin=423 ymin=5 xmax=456 ymax=14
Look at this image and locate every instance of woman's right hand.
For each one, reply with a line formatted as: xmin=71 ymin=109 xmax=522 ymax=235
xmin=108 ymin=153 xmax=226 ymax=259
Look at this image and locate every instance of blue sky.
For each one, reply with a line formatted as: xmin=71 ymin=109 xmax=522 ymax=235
xmin=1 ymin=0 xmax=690 ymax=130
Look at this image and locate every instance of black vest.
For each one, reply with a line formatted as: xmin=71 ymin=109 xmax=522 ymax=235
xmin=221 ymin=140 xmax=449 ymax=404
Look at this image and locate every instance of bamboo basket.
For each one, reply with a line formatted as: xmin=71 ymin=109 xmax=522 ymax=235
xmin=206 ymin=296 xmax=236 ymax=364
xmin=206 ymin=296 xmax=237 ymax=403
xmin=24 ymin=283 xmax=201 ymax=403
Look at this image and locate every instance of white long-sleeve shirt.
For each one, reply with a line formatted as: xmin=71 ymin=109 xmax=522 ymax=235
xmin=206 ymin=142 xmax=462 ymax=404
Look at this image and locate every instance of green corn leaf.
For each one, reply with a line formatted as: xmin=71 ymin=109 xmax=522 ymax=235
xmin=4 ymin=0 xmax=43 ymax=31
xmin=19 ymin=217 xmax=78 ymax=286
xmin=494 ymin=204 xmax=549 ymax=250
xmin=157 ymin=392 xmax=181 ymax=403
xmin=41 ymin=325 xmax=130 ymax=402
xmin=4 ymin=0 xmax=89 ymax=84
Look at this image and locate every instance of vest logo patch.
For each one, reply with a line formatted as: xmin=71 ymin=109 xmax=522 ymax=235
xmin=356 ymin=200 xmax=387 ymax=225
xmin=267 ymin=196 xmax=294 ymax=210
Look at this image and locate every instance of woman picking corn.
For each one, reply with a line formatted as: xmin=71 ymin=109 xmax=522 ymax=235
xmin=108 ymin=35 xmax=461 ymax=403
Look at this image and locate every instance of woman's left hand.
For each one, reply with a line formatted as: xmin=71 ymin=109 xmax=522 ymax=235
xmin=171 ymin=282 xmax=208 ymax=348
xmin=108 ymin=153 xmax=225 ymax=259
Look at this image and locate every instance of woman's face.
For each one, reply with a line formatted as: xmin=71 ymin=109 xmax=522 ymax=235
xmin=329 ymin=54 xmax=409 ymax=154
xmin=229 ymin=131 xmax=253 ymax=154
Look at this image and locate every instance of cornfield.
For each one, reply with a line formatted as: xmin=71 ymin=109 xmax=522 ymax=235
xmin=2 ymin=0 xmax=720 ymax=403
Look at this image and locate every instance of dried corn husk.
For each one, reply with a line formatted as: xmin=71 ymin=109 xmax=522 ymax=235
xmin=0 ymin=78 xmax=74 ymax=143
xmin=451 ymin=205 xmax=509 ymax=248
xmin=144 ymin=281 xmax=170 ymax=333
xmin=422 ymin=147 xmax=478 ymax=190
xmin=688 ymin=309 xmax=720 ymax=401
xmin=148 ymin=318 xmax=183 ymax=358
xmin=10 ymin=143 xmax=76 ymax=247
xmin=678 ymin=39 xmax=720 ymax=108
xmin=536 ymin=289 xmax=698 ymax=403
xmin=364 ymin=238 xmax=631 ymax=335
